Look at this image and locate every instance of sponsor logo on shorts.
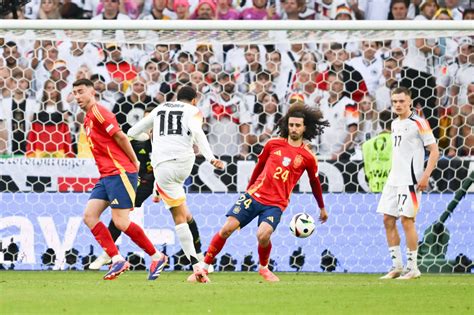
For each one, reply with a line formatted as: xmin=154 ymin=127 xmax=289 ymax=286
xmin=111 ymin=199 xmax=119 ymax=205
xmin=266 ymin=216 xmax=274 ymax=223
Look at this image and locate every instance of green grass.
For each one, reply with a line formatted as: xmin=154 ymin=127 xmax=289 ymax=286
xmin=1 ymin=271 xmax=473 ymax=314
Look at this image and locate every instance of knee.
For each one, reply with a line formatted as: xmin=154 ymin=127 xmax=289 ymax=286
xmin=401 ymin=216 xmax=414 ymax=228
xmin=383 ymin=215 xmax=397 ymax=230
xmin=219 ymin=226 xmax=234 ymax=239
xmin=112 ymin=218 xmax=130 ymax=232
xmin=83 ymin=212 xmax=98 ymax=229
xmin=257 ymin=230 xmax=272 ymax=245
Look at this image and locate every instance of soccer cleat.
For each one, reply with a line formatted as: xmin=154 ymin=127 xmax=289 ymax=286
xmin=379 ymin=266 xmax=404 ymax=279
xmin=397 ymin=268 xmax=421 ymax=280
xmin=187 ymin=265 xmax=210 ymax=283
xmin=259 ymin=267 xmax=280 ymax=282
xmin=103 ymin=260 xmax=130 ymax=280
xmin=89 ymin=252 xmax=112 ymax=270
xmin=148 ymin=254 xmax=168 ymax=280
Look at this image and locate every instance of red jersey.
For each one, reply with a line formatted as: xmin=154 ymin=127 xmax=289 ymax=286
xmin=84 ymin=104 xmax=137 ymax=178
xmin=247 ymin=138 xmax=325 ymax=211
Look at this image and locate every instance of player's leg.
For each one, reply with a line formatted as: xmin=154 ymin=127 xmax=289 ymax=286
xmin=398 ymin=185 xmax=422 ymax=280
xmin=185 ymin=212 xmax=214 ymax=271
xmin=109 ymin=172 xmax=166 ymax=280
xmin=89 ymin=179 xmax=152 ymax=270
xmin=376 ymin=185 xmax=403 ymax=279
xmin=256 ymin=206 xmax=282 ymax=282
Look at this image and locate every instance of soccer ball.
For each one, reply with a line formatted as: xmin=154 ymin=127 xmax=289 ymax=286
xmin=289 ymin=213 xmax=316 ymax=238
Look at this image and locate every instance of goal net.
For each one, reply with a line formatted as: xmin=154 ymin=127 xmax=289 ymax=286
xmin=0 ymin=21 xmax=472 ymax=273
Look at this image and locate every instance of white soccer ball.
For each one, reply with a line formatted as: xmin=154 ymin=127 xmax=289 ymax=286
xmin=289 ymin=213 xmax=316 ymax=238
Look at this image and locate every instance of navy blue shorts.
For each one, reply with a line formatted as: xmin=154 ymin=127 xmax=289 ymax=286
xmin=226 ymin=193 xmax=283 ymax=231
xmin=90 ymin=172 xmax=138 ymax=209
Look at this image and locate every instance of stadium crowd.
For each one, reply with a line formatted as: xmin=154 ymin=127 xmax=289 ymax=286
xmin=0 ymin=0 xmax=473 ymax=160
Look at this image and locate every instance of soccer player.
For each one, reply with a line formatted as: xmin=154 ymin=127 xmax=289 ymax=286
xmin=89 ymin=106 xmax=210 ymax=271
xmin=378 ymin=87 xmax=439 ymax=280
xmin=72 ymin=79 xmax=167 ymax=281
xmin=199 ymin=104 xmax=329 ymax=282
xmin=127 ymin=85 xmax=224 ymax=283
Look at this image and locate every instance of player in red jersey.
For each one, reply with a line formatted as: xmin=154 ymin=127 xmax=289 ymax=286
xmin=72 ymin=79 xmax=167 ymax=281
xmin=197 ymin=104 xmax=329 ymax=282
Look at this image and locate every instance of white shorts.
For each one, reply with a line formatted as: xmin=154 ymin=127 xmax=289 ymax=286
xmin=154 ymin=158 xmax=194 ymax=209
xmin=376 ymin=184 xmax=421 ymax=218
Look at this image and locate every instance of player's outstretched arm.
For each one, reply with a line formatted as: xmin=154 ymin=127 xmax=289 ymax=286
xmin=417 ymin=142 xmax=440 ymax=192
xmin=113 ymin=131 xmax=140 ymax=171
xmin=127 ymin=111 xmax=155 ymax=141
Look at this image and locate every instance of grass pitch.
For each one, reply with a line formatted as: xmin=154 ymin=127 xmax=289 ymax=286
xmin=1 ymin=271 xmax=473 ymax=314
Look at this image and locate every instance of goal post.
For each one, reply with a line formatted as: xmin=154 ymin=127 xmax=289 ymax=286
xmin=0 ymin=20 xmax=473 ymax=273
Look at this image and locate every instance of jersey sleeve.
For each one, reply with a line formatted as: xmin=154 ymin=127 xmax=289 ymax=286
xmin=305 ymin=150 xmax=325 ymax=209
xmin=189 ymin=109 xmax=216 ymax=162
xmin=414 ymin=118 xmax=436 ymax=147
xmin=93 ymin=105 xmax=121 ymax=136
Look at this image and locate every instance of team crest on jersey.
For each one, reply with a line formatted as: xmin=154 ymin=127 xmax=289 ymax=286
xmin=282 ymin=157 xmax=291 ymax=167
xmin=293 ymin=155 xmax=303 ymax=168
xmin=232 ymin=206 xmax=240 ymax=214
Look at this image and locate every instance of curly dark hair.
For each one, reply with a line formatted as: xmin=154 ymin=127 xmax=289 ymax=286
xmin=277 ymin=104 xmax=329 ymax=141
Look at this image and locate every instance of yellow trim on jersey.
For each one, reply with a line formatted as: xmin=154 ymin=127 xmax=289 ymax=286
xmin=107 ymin=146 xmax=127 ymax=173
xmin=92 ymin=106 xmax=105 ymax=124
xmin=248 ymin=176 xmax=265 ymax=195
xmin=119 ymin=172 xmax=136 ymax=207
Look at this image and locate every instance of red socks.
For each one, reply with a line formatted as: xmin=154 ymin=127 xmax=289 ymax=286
xmin=91 ymin=222 xmax=119 ymax=258
xmin=258 ymin=241 xmax=272 ymax=267
xmin=124 ymin=222 xmax=157 ymax=256
xmin=204 ymin=232 xmax=227 ymax=265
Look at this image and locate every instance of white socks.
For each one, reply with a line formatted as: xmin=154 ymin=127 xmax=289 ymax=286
xmin=389 ymin=245 xmax=403 ymax=269
xmin=406 ymin=249 xmax=418 ymax=270
xmin=175 ymin=223 xmax=199 ymax=267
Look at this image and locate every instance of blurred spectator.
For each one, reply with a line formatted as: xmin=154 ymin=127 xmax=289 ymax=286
xmin=315 ymin=71 xmax=358 ymax=160
xmin=240 ymin=0 xmax=279 ymax=20
xmin=347 ymin=41 xmax=383 ymax=95
xmin=281 ymin=0 xmax=307 ymax=20
xmin=141 ymin=60 xmax=162 ymax=99
xmin=190 ymin=71 xmax=208 ymax=102
xmin=463 ymin=8 xmax=474 ymax=20
xmin=444 ymin=0 xmax=463 ymax=20
xmin=199 ymin=72 xmax=252 ymax=158
xmin=173 ymin=51 xmax=195 ymax=85
xmin=332 ymin=4 xmax=355 ymax=20
xmin=195 ymin=44 xmax=215 ymax=74
xmin=1 ymin=41 xmax=32 ymax=97
xmin=92 ymin=0 xmax=131 ymax=19
xmin=90 ymin=74 xmax=116 ymax=110
xmin=60 ymin=2 xmax=85 ymax=19
xmin=447 ymin=83 xmax=474 ymax=157
xmin=57 ymin=41 xmax=101 ymax=77
xmin=217 ymin=0 xmax=240 ymax=19
xmin=96 ymin=43 xmax=138 ymax=94
xmin=315 ymin=42 xmax=368 ymax=102
xmin=141 ymin=0 xmax=171 ymax=19
xmin=173 ymin=0 xmax=191 ymax=19
xmin=436 ymin=38 xmax=474 ymax=107
xmin=314 ymin=0 xmax=337 ymax=20
xmin=24 ymin=0 xmax=42 ymax=19
xmin=375 ymin=55 xmax=399 ymax=111
xmin=191 ymin=0 xmax=217 ymax=19
xmin=205 ymin=61 xmax=223 ymax=92
xmin=405 ymin=0 xmax=441 ymax=74
xmin=33 ymin=41 xmax=59 ymax=96
xmin=388 ymin=0 xmax=410 ymax=20
xmin=356 ymin=94 xmax=380 ymax=145
xmin=237 ymin=45 xmax=264 ymax=93
xmin=265 ymin=49 xmax=291 ymax=101
xmin=0 ymin=74 xmax=38 ymax=155
xmin=247 ymin=92 xmax=282 ymax=155
xmin=38 ymin=0 xmax=62 ymax=19
xmin=113 ymin=76 xmax=157 ymax=133
xmin=415 ymin=0 xmax=438 ymax=20
xmin=26 ymin=80 xmax=73 ymax=158
xmin=348 ymin=0 xmax=391 ymax=20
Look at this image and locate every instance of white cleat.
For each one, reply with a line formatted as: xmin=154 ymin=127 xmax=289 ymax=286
xmin=89 ymin=252 xmax=112 ymax=270
xmin=397 ymin=268 xmax=421 ymax=280
xmin=379 ymin=266 xmax=404 ymax=279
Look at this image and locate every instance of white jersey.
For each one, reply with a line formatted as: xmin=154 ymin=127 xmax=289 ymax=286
xmin=386 ymin=113 xmax=436 ymax=186
xmin=127 ymin=101 xmax=215 ymax=167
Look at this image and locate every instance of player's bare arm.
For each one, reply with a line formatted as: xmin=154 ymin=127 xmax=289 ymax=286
xmin=113 ymin=131 xmax=140 ymax=171
xmin=417 ymin=142 xmax=440 ymax=192
xmin=319 ymin=208 xmax=328 ymax=223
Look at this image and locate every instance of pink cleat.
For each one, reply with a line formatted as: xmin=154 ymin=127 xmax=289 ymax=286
xmin=259 ymin=267 xmax=280 ymax=282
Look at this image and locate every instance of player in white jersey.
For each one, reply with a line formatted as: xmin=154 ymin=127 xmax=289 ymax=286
xmin=377 ymin=87 xmax=439 ymax=280
xmin=128 ymin=86 xmax=224 ymax=283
